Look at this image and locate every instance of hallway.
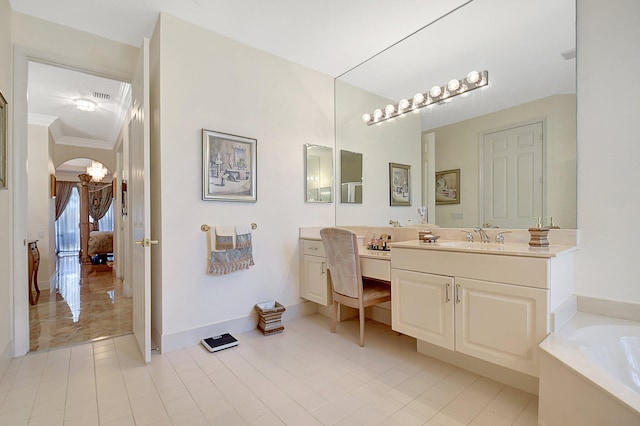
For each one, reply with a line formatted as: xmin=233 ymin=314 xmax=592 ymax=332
xmin=29 ymin=255 xmax=132 ymax=353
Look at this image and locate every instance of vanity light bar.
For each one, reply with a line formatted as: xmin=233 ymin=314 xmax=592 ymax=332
xmin=362 ymin=70 xmax=489 ymax=126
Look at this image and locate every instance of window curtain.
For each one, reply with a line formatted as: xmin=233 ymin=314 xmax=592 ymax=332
xmin=55 ymin=181 xmax=77 ymax=220
xmin=88 ymin=183 xmax=113 ymax=231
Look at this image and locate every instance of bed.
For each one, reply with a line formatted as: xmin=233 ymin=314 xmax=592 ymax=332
xmin=88 ymin=231 xmax=113 ymax=263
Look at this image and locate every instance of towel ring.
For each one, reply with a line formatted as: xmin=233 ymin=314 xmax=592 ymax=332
xmin=201 ymin=223 xmax=257 ymax=232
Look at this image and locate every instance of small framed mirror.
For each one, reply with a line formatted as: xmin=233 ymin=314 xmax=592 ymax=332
xmin=340 ymin=150 xmax=363 ymax=204
xmin=305 ymin=144 xmax=333 ymax=203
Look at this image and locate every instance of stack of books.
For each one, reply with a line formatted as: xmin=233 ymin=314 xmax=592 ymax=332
xmin=255 ymin=301 xmax=286 ymax=335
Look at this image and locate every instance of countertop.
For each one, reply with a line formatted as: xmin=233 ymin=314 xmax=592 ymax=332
xmin=391 ymin=239 xmax=576 ymax=258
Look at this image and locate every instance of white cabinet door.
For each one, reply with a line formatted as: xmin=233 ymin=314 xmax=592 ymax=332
xmin=455 ymin=277 xmax=548 ymax=376
xmin=392 ymin=269 xmax=454 ymax=350
xmin=301 ymin=254 xmax=331 ymax=306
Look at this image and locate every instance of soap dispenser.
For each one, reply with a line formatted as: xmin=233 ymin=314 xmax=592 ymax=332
xmin=548 ymin=216 xmax=560 ymax=229
xmin=528 ymin=217 xmax=549 ymax=247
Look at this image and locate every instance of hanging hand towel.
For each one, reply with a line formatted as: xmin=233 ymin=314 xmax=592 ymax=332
xmin=235 ymin=224 xmax=253 ymax=249
xmin=215 ymin=226 xmax=235 ymax=250
xmin=206 ymin=224 xmax=255 ymax=276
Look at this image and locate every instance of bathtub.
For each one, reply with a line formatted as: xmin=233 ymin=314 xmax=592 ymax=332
xmin=539 ymin=313 xmax=640 ymax=425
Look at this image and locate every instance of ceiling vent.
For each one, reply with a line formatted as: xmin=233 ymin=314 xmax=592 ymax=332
xmin=92 ymin=91 xmax=111 ymax=101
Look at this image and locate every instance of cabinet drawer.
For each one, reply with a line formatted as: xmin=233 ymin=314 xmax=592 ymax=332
xmin=361 ymin=257 xmax=390 ymax=281
xmin=303 ymin=239 xmax=326 ymax=257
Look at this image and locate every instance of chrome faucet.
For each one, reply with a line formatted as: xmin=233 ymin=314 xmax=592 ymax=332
xmin=495 ymin=230 xmax=512 ymax=244
xmin=473 ymin=227 xmax=490 ymax=243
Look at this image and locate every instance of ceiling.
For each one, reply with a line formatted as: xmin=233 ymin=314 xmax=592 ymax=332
xmin=15 ymin=0 xmax=574 ymax=151
xmin=16 ymin=0 xmax=470 ymax=152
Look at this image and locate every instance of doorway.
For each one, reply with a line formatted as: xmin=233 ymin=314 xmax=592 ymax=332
xmin=24 ymin=60 xmax=133 ymax=352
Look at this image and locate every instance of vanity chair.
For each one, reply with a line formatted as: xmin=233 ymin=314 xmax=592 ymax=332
xmin=319 ymin=227 xmax=391 ymax=347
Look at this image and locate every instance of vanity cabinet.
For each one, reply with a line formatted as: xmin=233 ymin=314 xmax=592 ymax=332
xmin=392 ymin=269 xmax=454 ymax=350
xmin=391 ymin=246 xmax=569 ymax=377
xmin=299 ymin=239 xmax=331 ymax=306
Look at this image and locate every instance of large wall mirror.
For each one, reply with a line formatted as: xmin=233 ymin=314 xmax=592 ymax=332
xmin=335 ymin=0 xmax=576 ymax=229
xmin=305 ymin=144 xmax=333 ymax=203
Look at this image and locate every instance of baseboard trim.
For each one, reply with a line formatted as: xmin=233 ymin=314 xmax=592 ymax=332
xmin=577 ymin=296 xmax=640 ymax=322
xmin=160 ymin=301 xmax=317 ymax=353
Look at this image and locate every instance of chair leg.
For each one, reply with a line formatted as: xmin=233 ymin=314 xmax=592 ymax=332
xmin=331 ymin=301 xmax=338 ymax=333
xmin=359 ymin=307 xmax=365 ymax=347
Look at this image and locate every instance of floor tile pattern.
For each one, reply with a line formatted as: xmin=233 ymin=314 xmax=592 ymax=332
xmin=2 ymin=314 xmax=537 ymax=425
xmin=29 ymin=255 xmax=132 ymax=352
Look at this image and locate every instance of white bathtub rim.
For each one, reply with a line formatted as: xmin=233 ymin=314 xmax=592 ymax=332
xmin=539 ymin=312 xmax=640 ymax=415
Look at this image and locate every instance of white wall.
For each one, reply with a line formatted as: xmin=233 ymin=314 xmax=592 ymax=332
xmin=335 ymin=80 xmax=422 ymax=227
xmin=0 ymin=0 xmax=13 ymax=376
xmin=575 ymin=0 xmax=640 ymax=302
xmin=427 ymin=95 xmax=577 ymax=229
xmin=27 ymin=124 xmax=54 ymax=288
xmin=153 ymin=13 xmax=335 ymax=350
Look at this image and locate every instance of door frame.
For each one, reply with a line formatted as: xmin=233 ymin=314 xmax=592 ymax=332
xmin=478 ymin=117 xmax=547 ymax=229
xmin=12 ymin=46 xmax=132 ymax=356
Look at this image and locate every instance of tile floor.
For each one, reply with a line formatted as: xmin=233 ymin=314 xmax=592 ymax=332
xmin=1 ymin=315 xmax=538 ymax=425
xmin=29 ymin=255 xmax=132 ymax=352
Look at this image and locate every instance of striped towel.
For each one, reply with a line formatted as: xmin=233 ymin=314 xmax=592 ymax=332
xmin=215 ymin=226 xmax=235 ymax=250
xmin=206 ymin=224 xmax=255 ymax=276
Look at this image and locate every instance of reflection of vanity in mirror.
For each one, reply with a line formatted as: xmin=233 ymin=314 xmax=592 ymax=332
xmin=335 ymin=0 xmax=576 ymax=230
xmin=305 ymin=144 xmax=333 ymax=203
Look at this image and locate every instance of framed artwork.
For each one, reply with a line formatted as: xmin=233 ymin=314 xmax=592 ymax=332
xmin=0 ymin=90 xmax=7 ymax=190
xmin=435 ymin=168 xmax=460 ymax=205
xmin=389 ymin=163 xmax=411 ymax=206
xmin=202 ymin=129 xmax=257 ymax=202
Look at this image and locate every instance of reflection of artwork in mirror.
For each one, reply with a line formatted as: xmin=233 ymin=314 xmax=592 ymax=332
xmin=305 ymin=144 xmax=333 ymax=203
xmin=435 ymin=169 xmax=460 ymax=205
xmin=389 ymin=163 xmax=411 ymax=206
xmin=340 ymin=150 xmax=363 ymax=204
xmin=202 ymin=129 xmax=257 ymax=202
xmin=0 ymin=90 xmax=7 ymax=190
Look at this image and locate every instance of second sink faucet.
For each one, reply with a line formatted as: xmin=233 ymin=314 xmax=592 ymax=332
xmin=473 ymin=227 xmax=491 ymax=243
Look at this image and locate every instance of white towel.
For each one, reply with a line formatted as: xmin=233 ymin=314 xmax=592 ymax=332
xmin=235 ymin=224 xmax=252 ymax=236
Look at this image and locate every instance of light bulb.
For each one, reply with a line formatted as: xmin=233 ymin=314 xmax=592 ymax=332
xmin=447 ymin=79 xmax=460 ymax=92
xmin=398 ymin=99 xmax=410 ymax=111
xmin=429 ymin=85 xmax=442 ymax=98
xmin=385 ymin=104 xmax=395 ymax=116
xmin=362 ymin=113 xmax=371 ymax=122
xmin=412 ymin=93 xmax=425 ymax=107
xmin=373 ymin=109 xmax=383 ymax=120
xmin=467 ymin=70 xmax=480 ymax=84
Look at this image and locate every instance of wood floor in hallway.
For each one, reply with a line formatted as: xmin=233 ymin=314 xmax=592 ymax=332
xmin=29 ymin=254 xmax=132 ymax=352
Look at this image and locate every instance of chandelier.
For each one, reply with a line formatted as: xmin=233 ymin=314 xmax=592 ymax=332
xmin=86 ymin=161 xmax=108 ymax=182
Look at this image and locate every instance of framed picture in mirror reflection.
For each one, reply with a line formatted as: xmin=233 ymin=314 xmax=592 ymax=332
xmin=389 ymin=163 xmax=411 ymax=206
xmin=435 ymin=169 xmax=460 ymax=205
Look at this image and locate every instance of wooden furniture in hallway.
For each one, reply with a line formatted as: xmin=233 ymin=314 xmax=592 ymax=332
xmin=28 ymin=240 xmax=40 ymax=305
